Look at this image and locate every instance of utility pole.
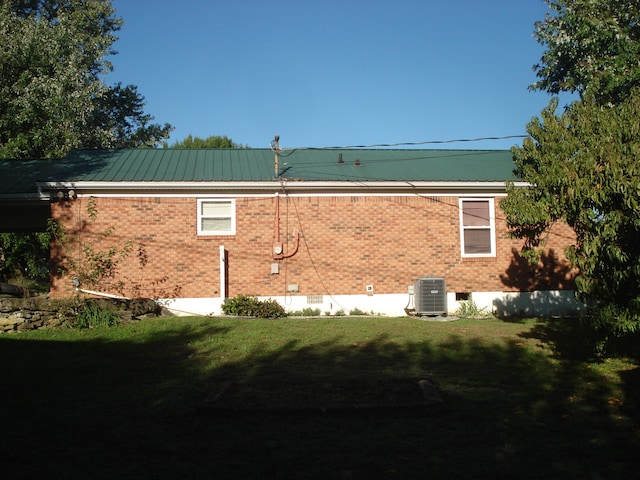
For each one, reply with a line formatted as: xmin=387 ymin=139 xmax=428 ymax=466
xmin=273 ymin=135 xmax=280 ymax=177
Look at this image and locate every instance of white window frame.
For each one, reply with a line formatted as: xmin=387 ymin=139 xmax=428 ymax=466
xmin=459 ymin=198 xmax=496 ymax=257
xmin=197 ymin=198 xmax=236 ymax=236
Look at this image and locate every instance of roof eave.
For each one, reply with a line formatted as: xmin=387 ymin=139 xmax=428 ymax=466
xmin=0 ymin=192 xmax=49 ymax=202
xmin=37 ymin=180 xmax=530 ymax=195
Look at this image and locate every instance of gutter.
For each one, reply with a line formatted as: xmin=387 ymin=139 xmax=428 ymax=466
xmin=37 ymin=180 xmax=531 ymax=197
xmin=0 ymin=192 xmax=50 ymax=201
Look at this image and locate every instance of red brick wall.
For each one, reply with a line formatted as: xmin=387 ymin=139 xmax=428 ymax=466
xmin=49 ymin=194 xmax=576 ymax=298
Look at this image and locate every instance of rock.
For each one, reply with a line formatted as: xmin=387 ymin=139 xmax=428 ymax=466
xmin=0 ymin=317 xmax=18 ymax=327
xmin=418 ymin=378 xmax=444 ymax=405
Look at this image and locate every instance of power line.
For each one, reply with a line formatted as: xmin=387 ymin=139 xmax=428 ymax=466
xmin=278 ymin=150 xmax=505 ymax=173
xmin=272 ymin=135 xmax=528 ymax=155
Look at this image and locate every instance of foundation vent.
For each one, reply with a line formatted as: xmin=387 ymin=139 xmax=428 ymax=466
xmin=307 ymin=295 xmax=323 ymax=304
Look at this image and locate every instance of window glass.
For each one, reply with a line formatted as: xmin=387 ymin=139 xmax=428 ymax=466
xmin=462 ymin=201 xmax=490 ymax=226
xmin=201 ymin=217 xmax=232 ymax=232
xmin=201 ymin=202 xmax=231 ymax=216
xmin=460 ymin=198 xmax=495 ymax=257
xmin=463 ymin=229 xmax=491 ymax=254
xmin=198 ymin=199 xmax=235 ymax=235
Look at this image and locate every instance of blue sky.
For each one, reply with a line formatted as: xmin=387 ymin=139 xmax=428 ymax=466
xmin=109 ymin=0 xmax=561 ymax=150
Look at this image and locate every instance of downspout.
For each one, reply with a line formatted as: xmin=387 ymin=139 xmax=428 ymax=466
xmin=220 ymin=245 xmax=227 ymax=300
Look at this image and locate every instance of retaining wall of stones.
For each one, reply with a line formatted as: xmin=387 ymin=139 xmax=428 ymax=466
xmin=0 ymin=296 xmax=162 ymax=333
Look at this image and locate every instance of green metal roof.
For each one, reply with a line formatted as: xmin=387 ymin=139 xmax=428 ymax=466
xmin=0 ymin=158 xmax=54 ymax=197
xmin=275 ymin=148 xmax=517 ymax=182
xmin=53 ymin=148 xmax=517 ymax=183
xmin=0 ymin=148 xmax=519 ymax=195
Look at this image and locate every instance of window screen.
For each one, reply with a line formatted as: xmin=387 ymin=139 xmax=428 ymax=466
xmin=460 ymin=199 xmax=494 ymax=256
xmin=197 ymin=199 xmax=235 ymax=235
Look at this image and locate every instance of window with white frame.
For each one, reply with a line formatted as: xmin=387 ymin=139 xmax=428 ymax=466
xmin=459 ymin=198 xmax=495 ymax=257
xmin=197 ymin=199 xmax=236 ymax=235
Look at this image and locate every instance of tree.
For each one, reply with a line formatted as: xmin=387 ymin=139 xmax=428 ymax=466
xmin=503 ymin=0 xmax=640 ymax=347
xmin=502 ymin=91 xmax=640 ymax=338
xmin=531 ymin=0 xmax=640 ymax=105
xmin=0 ymin=0 xmax=173 ymax=159
xmin=0 ymin=229 xmax=50 ymax=282
xmin=170 ymin=134 xmax=246 ymax=149
xmin=0 ymin=0 xmax=172 ymax=284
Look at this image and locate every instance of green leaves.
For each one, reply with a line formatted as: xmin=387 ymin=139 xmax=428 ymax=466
xmin=0 ymin=231 xmax=50 ymax=281
xmin=532 ymin=0 xmax=640 ymax=105
xmin=503 ymin=88 xmax=640 ymax=337
xmin=507 ymin=1 xmax=640 ymax=338
xmin=170 ymin=134 xmax=245 ymax=149
xmin=221 ymin=295 xmax=287 ymax=318
xmin=0 ymin=0 xmax=172 ymax=159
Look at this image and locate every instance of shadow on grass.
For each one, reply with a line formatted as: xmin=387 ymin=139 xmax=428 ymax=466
xmin=519 ymin=316 xmax=640 ymax=464
xmin=2 ymin=321 xmax=639 ymax=479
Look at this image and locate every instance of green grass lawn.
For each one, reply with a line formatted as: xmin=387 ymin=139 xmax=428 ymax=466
xmin=2 ymin=316 xmax=639 ymax=479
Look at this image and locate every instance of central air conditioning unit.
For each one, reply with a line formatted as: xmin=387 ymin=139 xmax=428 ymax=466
xmin=414 ymin=277 xmax=447 ymax=316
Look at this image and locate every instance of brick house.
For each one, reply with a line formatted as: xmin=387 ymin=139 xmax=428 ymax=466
xmin=24 ymin=148 xmax=579 ymax=317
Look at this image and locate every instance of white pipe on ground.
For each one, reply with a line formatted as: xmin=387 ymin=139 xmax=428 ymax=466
xmin=76 ymin=288 xmax=130 ymax=300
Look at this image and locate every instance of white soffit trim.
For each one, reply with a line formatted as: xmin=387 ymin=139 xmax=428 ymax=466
xmin=38 ymin=180 xmax=531 ymax=192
